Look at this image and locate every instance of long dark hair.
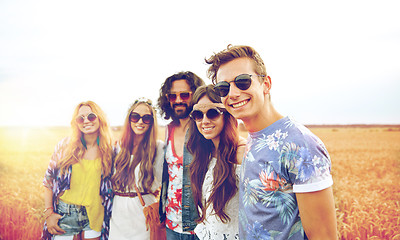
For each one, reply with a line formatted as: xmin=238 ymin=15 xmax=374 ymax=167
xmin=157 ymin=71 xmax=204 ymax=122
xmin=111 ymin=100 xmax=158 ymax=192
xmin=187 ymin=85 xmax=239 ymax=223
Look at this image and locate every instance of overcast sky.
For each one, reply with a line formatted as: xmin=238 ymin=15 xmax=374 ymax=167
xmin=1 ymin=0 xmax=399 ymax=126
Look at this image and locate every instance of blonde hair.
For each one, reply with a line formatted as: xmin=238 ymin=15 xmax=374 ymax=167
xmin=112 ymin=100 xmax=158 ymax=192
xmin=58 ymin=101 xmax=113 ymax=177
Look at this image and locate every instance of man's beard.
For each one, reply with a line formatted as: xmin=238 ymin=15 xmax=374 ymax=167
xmin=173 ymin=103 xmax=192 ymax=119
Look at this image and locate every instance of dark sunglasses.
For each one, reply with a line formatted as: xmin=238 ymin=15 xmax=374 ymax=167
xmin=76 ymin=112 xmax=97 ymax=124
xmin=166 ymin=91 xmax=192 ymax=102
xmin=190 ymin=108 xmax=224 ymax=122
xmin=213 ymin=74 xmax=265 ymax=97
xmin=130 ymin=112 xmax=153 ymax=124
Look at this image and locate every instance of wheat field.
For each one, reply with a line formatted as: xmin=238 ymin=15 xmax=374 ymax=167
xmin=0 ymin=126 xmax=399 ymax=240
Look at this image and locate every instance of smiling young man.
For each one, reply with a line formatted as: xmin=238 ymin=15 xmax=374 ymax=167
xmin=157 ymin=71 xmax=205 ymax=240
xmin=206 ymin=45 xmax=337 ymax=239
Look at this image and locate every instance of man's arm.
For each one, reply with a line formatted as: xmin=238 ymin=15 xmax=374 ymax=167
xmin=296 ymin=187 xmax=337 ymax=239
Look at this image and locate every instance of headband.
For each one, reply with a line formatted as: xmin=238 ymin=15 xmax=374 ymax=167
xmin=134 ymin=97 xmax=152 ymax=106
xmin=192 ymin=102 xmax=225 ymax=111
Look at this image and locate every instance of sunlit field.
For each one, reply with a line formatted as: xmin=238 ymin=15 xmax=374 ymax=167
xmin=0 ymin=126 xmax=399 ymax=240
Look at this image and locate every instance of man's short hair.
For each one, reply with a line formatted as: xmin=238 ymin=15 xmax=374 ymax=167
xmin=205 ymin=45 xmax=267 ymax=84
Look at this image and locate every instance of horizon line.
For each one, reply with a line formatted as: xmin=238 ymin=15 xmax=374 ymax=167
xmin=1 ymin=124 xmax=400 ymax=128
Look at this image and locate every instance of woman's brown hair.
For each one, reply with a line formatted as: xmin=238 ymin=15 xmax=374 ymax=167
xmin=187 ymin=85 xmax=239 ymax=223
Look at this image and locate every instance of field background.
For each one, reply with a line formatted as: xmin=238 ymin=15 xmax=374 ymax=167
xmin=0 ymin=126 xmax=399 ymax=239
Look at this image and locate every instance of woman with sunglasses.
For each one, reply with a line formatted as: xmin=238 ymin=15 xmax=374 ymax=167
xmin=42 ymin=101 xmax=114 ymax=240
xmin=109 ymin=98 xmax=164 ymax=240
xmin=187 ymin=85 xmax=246 ymax=239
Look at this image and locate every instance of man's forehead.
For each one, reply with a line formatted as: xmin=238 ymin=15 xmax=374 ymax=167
xmin=171 ymin=79 xmax=190 ymax=88
xmin=216 ymin=58 xmax=255 ymax=82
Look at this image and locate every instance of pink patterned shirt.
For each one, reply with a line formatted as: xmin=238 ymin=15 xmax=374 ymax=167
xmin=165 ymin=127 xmax=194 ymax=234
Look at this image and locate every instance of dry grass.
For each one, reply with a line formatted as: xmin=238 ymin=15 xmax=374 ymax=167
xmin=0 ymin=126 xmax=399 ymax=240
xmin=0 ymin=127 xmax=70 ymax=240
xmin=310 ymin=127 xmax=400 ymax=239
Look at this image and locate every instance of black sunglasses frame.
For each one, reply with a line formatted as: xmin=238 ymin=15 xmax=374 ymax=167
xmin=190 ymin=108 xmax=224 ymax=122
xmin=76 ymin=113 xmax=97 ymax=124
xmin=214 ymin=74 xmax=265 ymax=97
xmin=166 ymin=91 xmax=192 ymax=102
xmin=130 ymin=112 xmax=153 ymax=124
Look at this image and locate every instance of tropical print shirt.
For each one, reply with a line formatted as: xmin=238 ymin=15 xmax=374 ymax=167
xmin=159 ymin=123 xmax=198 ymax=233
xmin=239 ymin=116 xmax=333 ymax=240
xmin=41 ymin=137 xmax=113 ymax=240
xmin=165 ymin=126 xmax=186 ymax=232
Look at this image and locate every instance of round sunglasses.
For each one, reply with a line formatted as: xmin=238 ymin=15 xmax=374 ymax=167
xmin=76 ymin=112 xmax=97 ymax=124
xmin=130 ymin=112 xmax=153 ymax=124
xmin=213 ymin=74 xmax=265 ymax=97
xmin=190 ymin=108 xmax=224 ymax=122
xmin=166 ymin=91 xmax=192 ymax=102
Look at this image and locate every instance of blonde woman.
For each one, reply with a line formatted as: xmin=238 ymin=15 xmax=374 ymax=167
xmin=109 ymin=98 xmax=164 ymax=240
xmin=42 ymin=101 xmax=114 ymax=240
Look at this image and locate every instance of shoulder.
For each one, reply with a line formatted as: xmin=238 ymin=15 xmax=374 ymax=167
xmin=153 ymin=140 xmax=165 ymax=167
xmin=60 ymin=136 xmax=70 ymax=145
xmin=167 ymin=121 xmax=178 ymax=131
xmin=297 ymin=131 xmax=326 ymax=155
xmin=56 ymin=137 xmax=70 ymax=151
xmin=155 ymin=140 xmax=165 ymax=157
xmin=164 ymin=122 xmax=176 ymax=141
xmin=156 ymin=140 xmax=165 ymax=149
xmin=280 ymin=117 xmax=325 ymax=149
xmin=238 ymin=136 xmax=247 ymax=146
xmin=49 ymin=137 xmax=70 ymax=164
xmin=236 ymin=136 xmax=247 ymax=164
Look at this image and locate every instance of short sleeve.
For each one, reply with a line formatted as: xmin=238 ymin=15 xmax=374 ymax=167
xmin=291 ymin=132 xmax=333 ymax=193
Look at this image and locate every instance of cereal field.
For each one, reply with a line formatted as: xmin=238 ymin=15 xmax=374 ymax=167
xmin=0 ymin=126 xmax=399 ymax=240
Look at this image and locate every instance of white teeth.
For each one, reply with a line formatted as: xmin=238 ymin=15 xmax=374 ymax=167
xmin=232 ymin=100 xmax=248 ymax=108
xmin=203 ymin=127 xmax=213 ymax=131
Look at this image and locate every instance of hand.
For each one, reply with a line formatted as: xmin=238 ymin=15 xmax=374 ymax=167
xmin=46 ymin=212 xmax=66 ymax=235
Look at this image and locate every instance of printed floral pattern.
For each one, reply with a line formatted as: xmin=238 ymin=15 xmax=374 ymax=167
xmin=165 ymin=139 xmax=184 ymax=232
xmin=239 ymin=117 xmax=332 ymax=239
xmin=41 ymin=137 xmax=113 ymax=240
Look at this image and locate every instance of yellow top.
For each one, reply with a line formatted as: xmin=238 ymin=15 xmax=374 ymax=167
xmin=60 ymin=158 xmax=103 ymax=232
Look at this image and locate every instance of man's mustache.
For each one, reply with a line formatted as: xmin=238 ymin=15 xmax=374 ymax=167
xmin=173 ymin=103 xmax=188 ymax=108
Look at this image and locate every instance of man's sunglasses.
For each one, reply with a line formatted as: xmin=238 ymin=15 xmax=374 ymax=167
xmin=166 ymin=91 xmax=192 ymax=102
xmin=130 ymin=112 xmax=153 ymax=124
xmin=213 ymin=74 xmax=265 ymax=97
xmin=190 ymin=108 xmax=224 ymax=122
xmin=76 ymin=113 xmax=97 ymax=124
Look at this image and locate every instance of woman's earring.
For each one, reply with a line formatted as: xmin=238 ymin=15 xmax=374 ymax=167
xmin=81 ymin=136 xmax=87 ymax=149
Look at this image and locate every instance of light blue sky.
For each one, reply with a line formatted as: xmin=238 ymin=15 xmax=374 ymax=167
xmin=1 ymin=0 xmax=399 ymax=126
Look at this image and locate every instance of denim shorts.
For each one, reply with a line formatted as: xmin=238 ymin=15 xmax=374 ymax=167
xmin=56 ymin=200 xmax=99 ymax=237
